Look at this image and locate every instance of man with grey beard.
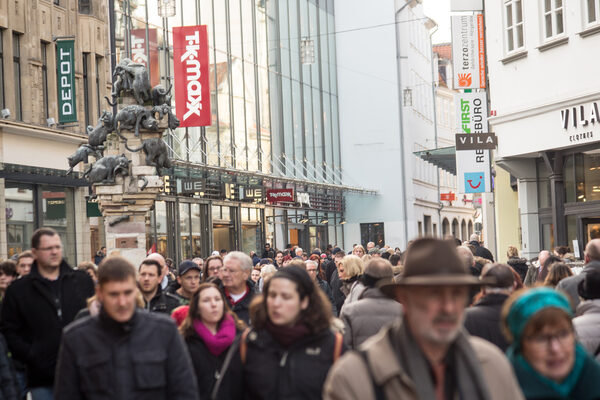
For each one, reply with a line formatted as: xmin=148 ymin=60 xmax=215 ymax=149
xmin=324 ymin=238 xmax=523 ymax=400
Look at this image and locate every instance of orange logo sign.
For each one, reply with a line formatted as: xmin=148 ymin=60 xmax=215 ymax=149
xmin=458 ymin=73 xmax=472 ymax=87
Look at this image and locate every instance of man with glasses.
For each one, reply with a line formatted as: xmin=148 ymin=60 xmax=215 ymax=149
xmin=221 ymin=251 xmax=255 ymax=324
xmin=172 ymin=260 xmax=201 ymax=305
xmin=0 ymin=227 xmax=95 ymax=400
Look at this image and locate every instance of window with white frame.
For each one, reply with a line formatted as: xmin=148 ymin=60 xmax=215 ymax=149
xmin=542 ymin=0 xmax=565 ymax=39
xmin=585 ymin=0 xmax=600 ymax=25
xmin=504 ymin=0 xmax=524 ymax=52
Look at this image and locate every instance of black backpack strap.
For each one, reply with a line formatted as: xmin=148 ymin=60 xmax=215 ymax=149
xmin=357 ymin=349 xmax=386 ymax=400
xmin=210 ymin=334 xmax=242 ymax=400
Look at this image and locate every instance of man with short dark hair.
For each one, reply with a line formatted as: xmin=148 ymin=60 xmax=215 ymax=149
xmin=558 ymin=238 xmax=600 ymax=309
xmin=1 ymin=227 xmax=95 ymax=399
xmin=54 ymin=256 xmax=199 ymax=399
xmin=274 ymin=250 xmax=284 ymax=269
xmin=261 ymin=243 xmax=275 ymax=260
xmin=138 ymin=259 xmax=180 ymax=314
xmin=464 ymin=263 xmax=516 ymax=351
xmin=0 ymin=260 xmax=17 ymax=303
xmin=172 ymin=260 xmax=201 ymax=305
xmin=15 ymin=251 xmax=33 ymax=277
xmin=324 ymin=238 xmax=523 ymax=400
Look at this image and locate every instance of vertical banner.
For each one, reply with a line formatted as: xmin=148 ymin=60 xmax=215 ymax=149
xmin=451 ymin=13 xmax=486 ymax=89
xmin=131 ymin=29 xmax=160 ymax=87
xmin=455 ymin=91 xmax=491 ymax=193
xmin=172 ymin=25 xmax=211 ymax=127
xmin=56 ymin=39 xmax=77 ymax=123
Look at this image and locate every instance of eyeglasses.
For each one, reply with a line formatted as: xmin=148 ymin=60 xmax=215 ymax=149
xmin=208 ymin=267 xmax=220 ymax=272
xmin=306 ymin=269 xmax=318 ymax=273
xmin=525 ymin=329 xmax=573 ymax=349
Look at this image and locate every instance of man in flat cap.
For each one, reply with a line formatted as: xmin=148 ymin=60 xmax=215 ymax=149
xmin=323 ymin=237 xmax=523 ymax=400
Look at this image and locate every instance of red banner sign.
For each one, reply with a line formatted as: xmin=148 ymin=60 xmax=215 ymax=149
xmin=440 ymin=192 xmax=456 ymax=202
xmin=266 ymin=189 xmax=294 ymax=203
xmin=173 ymin=25 xmax=211 ymax=127
xmin=131 ymin=29 xmax=160 ymax=87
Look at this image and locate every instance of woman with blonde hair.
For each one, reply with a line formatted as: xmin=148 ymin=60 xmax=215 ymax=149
xmin=352 ymin=245 xmax=365 ymax=258
xmin=507 ymin=245 xmax=529 ymax=283
xmin=543 ymin=262 xmax=573 ymax=288
xmin=338 ymin=255 xmax=365 ymax=312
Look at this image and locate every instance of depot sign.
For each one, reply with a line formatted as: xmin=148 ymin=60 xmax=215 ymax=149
xmin=56 ymin=40 xmax=77 ymax=123
xmin=173 ymin=26 xmax=211 ymax=127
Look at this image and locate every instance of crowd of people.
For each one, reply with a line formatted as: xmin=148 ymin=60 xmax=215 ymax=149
xmin=1 ymin=228 xmax=600 ymax=399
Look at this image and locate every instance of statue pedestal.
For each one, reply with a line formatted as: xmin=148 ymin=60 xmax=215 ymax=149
xmin=94 ymin=126 xmax=165 ymax=267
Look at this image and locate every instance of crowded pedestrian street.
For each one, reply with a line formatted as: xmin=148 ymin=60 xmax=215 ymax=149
xmin=0 ymin=0 xmax=600 ymax=399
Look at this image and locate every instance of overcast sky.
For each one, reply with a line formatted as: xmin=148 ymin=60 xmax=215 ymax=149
xmin=422 ymin=0 xmax=452 ymax=44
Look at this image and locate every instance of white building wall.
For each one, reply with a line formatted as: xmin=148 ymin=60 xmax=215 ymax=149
xmin=336 ymin=0 xmax=441 ymax=250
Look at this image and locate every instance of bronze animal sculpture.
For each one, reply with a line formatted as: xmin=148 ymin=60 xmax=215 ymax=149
xmin=151 ymin=83 xmax=172 ymax=106
xmin=114 ymin=105 xmax=158 ymax=138
xmin=87 ymin=111 xmax=114 ymax=150
xmin=125 ymin=138 xmax=172 ymax=176
xmin=152 ymin=104 xmax=180 ymax=131
xmin=66 ymin=144 xmax=101 ymax=175
xmin=84 ymin=154 xmax=131 ymax=184
xmin=106 ymin=58 xmax=151 ymax=105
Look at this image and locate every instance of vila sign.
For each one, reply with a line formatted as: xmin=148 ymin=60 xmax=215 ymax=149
xmin=56 ymin=40 xmax=77 ymax=123
xmin=177 ymin=178 xmax=206 ymax=195
xmin=455 ymin=133 xmax=497 ymax=150
xmin=131 ymin=29 xmax=160 ymax=87
xmin=560 ymin=101 xmax=600 ymax=144
xmin=173 ymin=26 xmax=211 ymax=127
xmin=451 ymin=14 xmax=485 ymax=89
xmin=266 ymin=189 xmax=294 ymax=203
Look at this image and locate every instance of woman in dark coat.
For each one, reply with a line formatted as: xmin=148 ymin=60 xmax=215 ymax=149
xmin=242 ymin=266 xmax=344 ymax=400
xmin=180 ymin=282 xmax=246 ymax=400
xmin=507 ymin=245 xmax=529 ymax=283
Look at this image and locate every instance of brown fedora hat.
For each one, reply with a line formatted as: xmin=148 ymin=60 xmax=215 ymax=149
xmin=380 ymin=237 xmax=487 ymax=298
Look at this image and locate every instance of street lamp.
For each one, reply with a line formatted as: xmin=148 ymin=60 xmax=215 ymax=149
xmin=158 ymin=0 xmax=176 ymax=18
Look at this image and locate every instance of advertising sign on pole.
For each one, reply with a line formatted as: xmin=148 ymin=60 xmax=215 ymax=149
xmin=56 ymin=39 xmax=77 ymax=123
xmin=131 ymin=29 xmax=160 ymax=87
xmin=455 ymin=91 xmax=491 ymax=193
xmin=266 ymin=189 xmax=294 ymax=203
xmin=451 ymin=14 xmax=486 ymax=89
xmin=172 ymin=25 xmax=211 ymax=127
xmin=451 ymin=0 xmax=483 ymax=11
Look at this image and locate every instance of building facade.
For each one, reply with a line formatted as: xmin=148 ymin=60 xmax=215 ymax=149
xmin=114 ymin=0 xmax=351 ymax=262
xmin=335 ymin=0 xmax=474 ymax=250
xmin=0 ymin=0 xmax=110 ymax=265
xmin=486 ymin=0 xmax=600 ymax=259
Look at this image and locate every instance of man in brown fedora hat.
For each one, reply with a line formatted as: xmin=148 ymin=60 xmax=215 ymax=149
xmin=323 ymin=238 xmax=523 ymax=400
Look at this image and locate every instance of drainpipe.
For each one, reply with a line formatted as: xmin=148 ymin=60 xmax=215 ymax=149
xmin=395 ymin=2 xmax=411 ymax=248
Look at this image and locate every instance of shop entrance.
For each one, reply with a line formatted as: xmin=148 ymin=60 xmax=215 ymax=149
xmin=583 ymin=218 xmax=600 ymax=241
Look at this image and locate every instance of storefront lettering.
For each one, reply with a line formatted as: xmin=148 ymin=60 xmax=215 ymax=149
xmin=181 ymin=30 xmax=203 ymax=121
xmin=475 ymin=149 xmax=484 ymax=163
xmin=569 ymin=131 xmax=593 ymax=142
xmin=561 ymin=102 xmax=600 ymax=130
xmin=297 ymin=192 xmax=311 ymax=208
xmin=59 ymin=47 xmax=73 ymax=115
xmin=131 ymin=34 xmax=147 ymax=65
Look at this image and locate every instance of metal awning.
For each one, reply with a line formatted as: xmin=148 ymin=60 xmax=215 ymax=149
xmin=414 ymin=146 xmax=456 ymax=175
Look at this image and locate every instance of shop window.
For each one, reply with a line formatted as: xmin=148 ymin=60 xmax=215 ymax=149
xmin=41 ymin=42 xmax=49 ymax=119
xmin=504 ymin=0 xmax=524 ymax=52
xmin=41 ymin=186 xmax=76 ymax=264
xmin=180 ymin=202 xmax=191 ymax=260
xmin=154 ymin=201 xmax=168 ymax=257
xmin=542 ymin=0 xmax=564 ymax=40
xmin=575 ymin=151 xmax=600 ymax=202
xmin=13 ymin=33 xmax=21 ymax=121
xmin=360 ymin=223 xmax=384 ymax=248
xmin=79 ymin=0 xmax=91 ymax=14
xmin=0 ymin=30 xmax=4 ymax=110
xmin=82 ymin=53 xmax=90 ymax=127
xmin=5 ymin=184 xmax=34 ymax=257
xmin=564 ymin=154 xmax=575 ymax=203
xmin=536 ymin=158 xmax=551 ymax=208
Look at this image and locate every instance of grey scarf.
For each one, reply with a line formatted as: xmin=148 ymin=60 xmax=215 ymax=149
xmin=393 ymin=320 xmax=491 ymax=400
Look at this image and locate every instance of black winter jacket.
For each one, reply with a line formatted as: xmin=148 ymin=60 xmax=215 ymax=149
xmin=221 ymin=281 xmax=255 ymax=326
xmin=469 ymin=241 xmax=495 ymax=262
xmin=317 ymin=278 xmax=338 ymax=316
xmin=143 ymin=286 xmax=181 ymax=314
xmin=243 ymin=328 xmax=344 ymax=400
xmin=507 ymin=257 xmax=528 ymax=283
xmin=322 ymin=259 xmax=337 ymax=284
xmin=463 ymin=293 xmax=510 ymax=352
xmin=329 ymin=272 xmax=346 ymax=314
xmin=54 ymin=309 xmax=199 ymax=400
xmin=0 ymin=333 xmax=17 ymax=400
xmin=0 ymin=261 xmax=94 ymax=388
xmin=185 ymin=330 xmax=243 ymax=400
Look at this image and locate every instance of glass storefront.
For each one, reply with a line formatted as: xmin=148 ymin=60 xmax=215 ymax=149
xmin=5 ymin=182 xmax=76 ymax=263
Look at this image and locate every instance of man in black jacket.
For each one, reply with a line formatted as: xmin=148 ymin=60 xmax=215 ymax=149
xmin=469 ymin=233 xmax=495 ymax=262
xmin=0 ymin=227 xmax=95 ymax=399
xmin=138 ymin=259 xmax=180 ymax=314
xmin=463 ymin=263 xmax=516 ymax=351
xmin=220 ymin=251 xmax=255 ymax=325
xmin=54 ymin=256 xmax=199 ymax=399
